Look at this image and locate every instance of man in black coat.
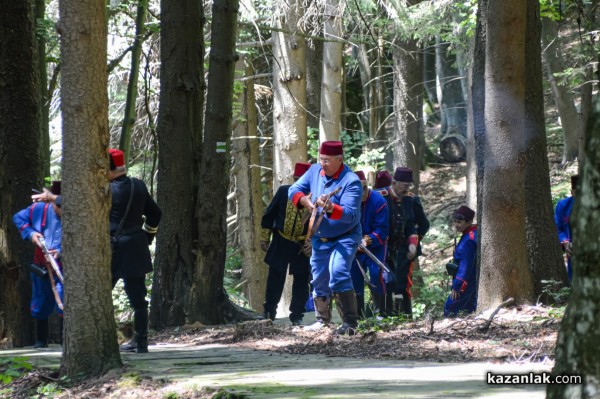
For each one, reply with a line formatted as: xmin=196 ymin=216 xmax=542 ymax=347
xmin=109 ymin=149 xmax=161 ymax=353
xmin=260 ymin=162 xmax=311 ymax=325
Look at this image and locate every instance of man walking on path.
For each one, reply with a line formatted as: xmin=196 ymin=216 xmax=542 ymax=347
xmin=289 ymin=141 xmax=362 ymax=335
xmin=260 ymin=162 xmax=312 ymax=325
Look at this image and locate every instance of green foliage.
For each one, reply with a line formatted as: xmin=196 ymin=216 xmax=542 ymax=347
xmin=0 ymin=357 xmax=33 ymax=384
xmin=357 ymin=314 xmax=411 ymax=333
xmin=35 ymin=382 xmax=62 ymax=398
xmin=113 ymin=273 xmax=153 ymax=323
xmin=224 ymin=248 xmax=249 ymax=308
xmin=413 ymin=269 xmax=450 ymax=318
xmin=541 ymin=279 xmax=571 ymax=305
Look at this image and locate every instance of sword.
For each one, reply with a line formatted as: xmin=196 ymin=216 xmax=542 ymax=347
xmin=358 ymin=243 xmax=392 ymax=274
xmin=355 ymin=258 xmax=376 ymax=288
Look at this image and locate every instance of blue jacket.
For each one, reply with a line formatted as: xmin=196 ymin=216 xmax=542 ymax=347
xmin=361 ymin=189 xmax=389 ymax=253
xmin=289 ymin=163 xmax=362 ymax=241
xmin=554 ymin=196 xmax=574 ymax=244
xmin=13 ymin=202 xmax=62 ymax=256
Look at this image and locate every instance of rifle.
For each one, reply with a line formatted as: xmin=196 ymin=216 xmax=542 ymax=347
xmin=301 ymin=187 xmax=342 ymax=254
xmin=38 ymin=237 xmax=64 ymax=284
xmin=358 ymin=242 xmax=392 ymax=275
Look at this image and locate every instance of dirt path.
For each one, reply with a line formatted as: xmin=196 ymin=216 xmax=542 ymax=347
xmin=2 ymin=342 xmax=550 ymax=398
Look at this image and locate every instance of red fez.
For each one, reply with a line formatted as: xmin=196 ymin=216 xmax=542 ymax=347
xmin=453 ymin=205 xmax=475 ymax=221
xmin=293 ymin=162 xmax=311 ymax=178
xmin=355 ymin=171 xmax=367 ymax=181
xmin=319 ymin=141 xmax=343 ymax=156
xmin=393 ymin=167 xmax=413 ymax=183
xmin=571 ymin=175 xmax=579 ymax=190
xmin=50 ymin=181 xmax=61 ymax=195
xmin=374 ymin=170 xmax=392 ymax=188
xmin=109 ymin=149 xmax=125 ymax=170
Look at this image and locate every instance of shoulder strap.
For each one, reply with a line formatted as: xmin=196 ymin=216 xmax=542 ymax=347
xmin=114 ymin=178 xmax=135 ymax=238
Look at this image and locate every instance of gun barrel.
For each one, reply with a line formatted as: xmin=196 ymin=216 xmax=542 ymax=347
xmin=38 ymin=237 xmax=64 ymax=283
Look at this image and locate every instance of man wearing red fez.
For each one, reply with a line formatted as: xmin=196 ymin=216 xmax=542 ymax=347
xmin=289 ymin=141 xmax=363 ymax=335
xmin=554 ymin=175 xmax=578 ymax=281
xmin=108 ymin=149 xmax=162 ymax=353
xmin=14 ymin=181 xmax=64 ymax=348
xmin=349 ymin=171 xmax=389 ymax=318
xmin=444 ymin=205 xmax=478 ymax=316
xmin=260 ymin=162 xmax=312 ymax=325
xmin=377 ymin=166 xmax=429 ymax=317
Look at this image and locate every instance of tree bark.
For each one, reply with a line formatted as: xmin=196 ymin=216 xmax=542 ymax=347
xmin=547 ymin=94 xmax=600 ymax=399
xmin=59 ymin=0 xmax=122 ymax=377
xmin=234 ymin=58 xmax=266 ymax=312
xmin=150 ymin=0 xmax=204 ymax=328
xmin=478 ymin=0 xmax=535 ymax=310
xmin=524 ymin=0 xmax=570 ymax=298
xmin=0 ymin=0 xmax=42 ymax=348
xmin=435 ymin=36 xmax=467 ymax=138
xmin=119 ymin=0 xmax=149 ymax=164
xmin=272 ymin=0 xmax=307 ymax=190
xmin=306 ymin=39 xmax=322 ymax=131
xmin=541 ymin=17 xmax=581 ymax=164
xmin=319 ymin=0 xmax=344 ymax=142
xmin=193 ymin=0 xmax=240 ymax=324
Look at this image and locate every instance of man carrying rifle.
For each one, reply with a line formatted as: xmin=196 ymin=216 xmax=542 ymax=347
xmin=260 ymin=162 xmax=312 ymax=325
xmin=350 ymin=171 xmax=388 ymax=318
xmin=13 ymin=181 xmax=63 ymax=349
xmin=374 ymin=168 xmax=429 ymax=318
xmin=289 ymin=141 xmax=362 ymax=335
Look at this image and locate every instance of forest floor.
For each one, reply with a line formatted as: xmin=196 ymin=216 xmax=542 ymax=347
xmin=2 ymin=159 xmax=575 ymax=398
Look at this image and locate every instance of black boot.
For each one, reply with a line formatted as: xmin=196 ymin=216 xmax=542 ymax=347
xmin=334 ymin=290 xmax=359 ymax=336
xmin=305 ymin=296 xmax=331 ymax=331
xmin=120 ymin=308 xmax=149 ymax=353
xmin=356 ymin=294 xmax=365 ymax=320
xmin=262 ymin=309 xmax=276 ymax=321
xmin=33 ymin=319 xmax=49 ymax=348
xmin=400 ymin=295 xmax=413 ymax=319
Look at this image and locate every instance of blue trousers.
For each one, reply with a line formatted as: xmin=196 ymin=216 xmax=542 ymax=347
xmin=350 ymin=253 xmax=384 ymax=296
xmin=30 ymin=271 xmax=63 ymax=319
xmin=310 ymin=235 xmax=359 ymax=297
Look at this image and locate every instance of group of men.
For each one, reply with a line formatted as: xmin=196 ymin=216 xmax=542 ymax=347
xmin=13 ymin=149 xmax=161 ymax=353
xmin=260 ymin=140 xmax=442 ymax=335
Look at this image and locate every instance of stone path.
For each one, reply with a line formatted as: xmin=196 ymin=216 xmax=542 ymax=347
xmin=2 ymin=342 xmax=551 ymax=398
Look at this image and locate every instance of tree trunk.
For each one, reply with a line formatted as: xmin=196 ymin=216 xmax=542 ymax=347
xmin=59 ymin=0 xmax=122 ymax=377
xmin=234 ymin=58 xmax=266 ymax=312
xmin=319 ymin=0 xmax=344 ymax=142
xmin=119 ymin=0 xmax=149 ymax=164
xmin=541 ymin=17 xmax=581 ymax=164
xmin=478 ymin=0 xmax=534 ymax=310
xmin=193 ymin=0 xmax=240 ymax=324
xmin=392 ymin=37 xmax=423 ymax=189
xmin=0 ymin=0 xmax=42 ymax=348
xmin=524 ymin=0 xmax=570 ymax=298
xmin=272 ymin=0 xmax=307 ymax=190
xmin=435 ymin=36 xmax=467 ymax=138
xmin=35 ymin=0 xmax=51 ymax=178
xmin=306 ymin=39 xmax=322 ymax=131
xmin=547 ymin=95 xmax=600 ymax=399
xmin=150 ymin=0 xmax=204 ymax=328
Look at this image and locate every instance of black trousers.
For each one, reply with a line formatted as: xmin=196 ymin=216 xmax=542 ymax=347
xmin=264 ymin=265 xmax=310 ymax=321
xmin=112 ymin=275 xmax=148 ymax=310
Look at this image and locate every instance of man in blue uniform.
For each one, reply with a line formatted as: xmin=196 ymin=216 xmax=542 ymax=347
xmin=260 ymin=162 xmax=312 ymax=325
xmin=289 ymin=141 xmax=362 ymax=335
xmin=374 ymin=167 xmax=429 ymax=317
xmin=350 ymin=171 xmax=388 ymax=318
xmin=14 ymin=181 xmax=63 ymax=348
xmin=554 ymin=175 xmax=577 ymax=281
xmin=444 ymin=205 xmax=478 ymax=316
xmin=109 ymin=149 xmax=162 ymax=353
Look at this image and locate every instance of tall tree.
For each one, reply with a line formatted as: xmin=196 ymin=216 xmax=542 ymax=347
xmin=193 ymin=0 xmax=241 ymax=324
xmin=477 ymin=0 xmax=534 ymax=310
xmin=0 ymin=0 xmax=43 ymax=348
xmin=272 ymin=0 xmax=308 ymax=190
xmin=119 ymin=0 xmax=149 ymax=164
xmin=547 ymin=93 xmax=600 ymax=399
xmin=319 ymin=0 xmax=344 ymax=141
xmin=59 ymin=0 xmax=121 ymax=377
xmin=150 ymin=0 xmax=204 ymax=328
xmin=233 ymin=58 xmax=266 ymax=312
xmin=524 ymin=0 xmax=570 ymax=296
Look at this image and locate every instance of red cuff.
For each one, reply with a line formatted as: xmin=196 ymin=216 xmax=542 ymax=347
xmin=292 ymin=192 xmax=305 ymax=208
xmin=371 ymin=233 xmax=383 ymax=245
xmin=459 ymin=280 xmax=468 ymax=293
xmin=329 ymin=204 xmax=343 ymax=220
xmin=408 ymin=235 xmax=418 ymax=246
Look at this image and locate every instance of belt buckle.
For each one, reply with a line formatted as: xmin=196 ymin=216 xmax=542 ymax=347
xmin=320 ymin=238 xmax=329 ymax=243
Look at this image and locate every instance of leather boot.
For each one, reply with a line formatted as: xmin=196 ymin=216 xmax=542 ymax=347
xmin=262 ymin=309 xmax=276 ymax=321
xmin=33 ymin=319 xmax=49 ymax=348
xmin=120 ymin=308 xmax=149 ymax=353
xmin=334 ymin=290 xmax=358 ymax=336
xmin=304 ymin=296 xmax=331 ymax=331
xmin=400 ymin=294 xmax=413 ymax=319
xmin=356 ymin=294 xmax=365 ymax=320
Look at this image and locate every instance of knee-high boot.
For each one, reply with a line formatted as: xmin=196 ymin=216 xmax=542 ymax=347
xmin=304 ymin=296 xmax=331 ymax=331
xmin=120 ymin=308 xmax=149 ymax=353
xmin=356 ymin=294 xmax=365 ymax=320
xmin=33 ymin=319 xmax=49 ymax=348
xmin=334 ymin=290 xmax=358 ymax=336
